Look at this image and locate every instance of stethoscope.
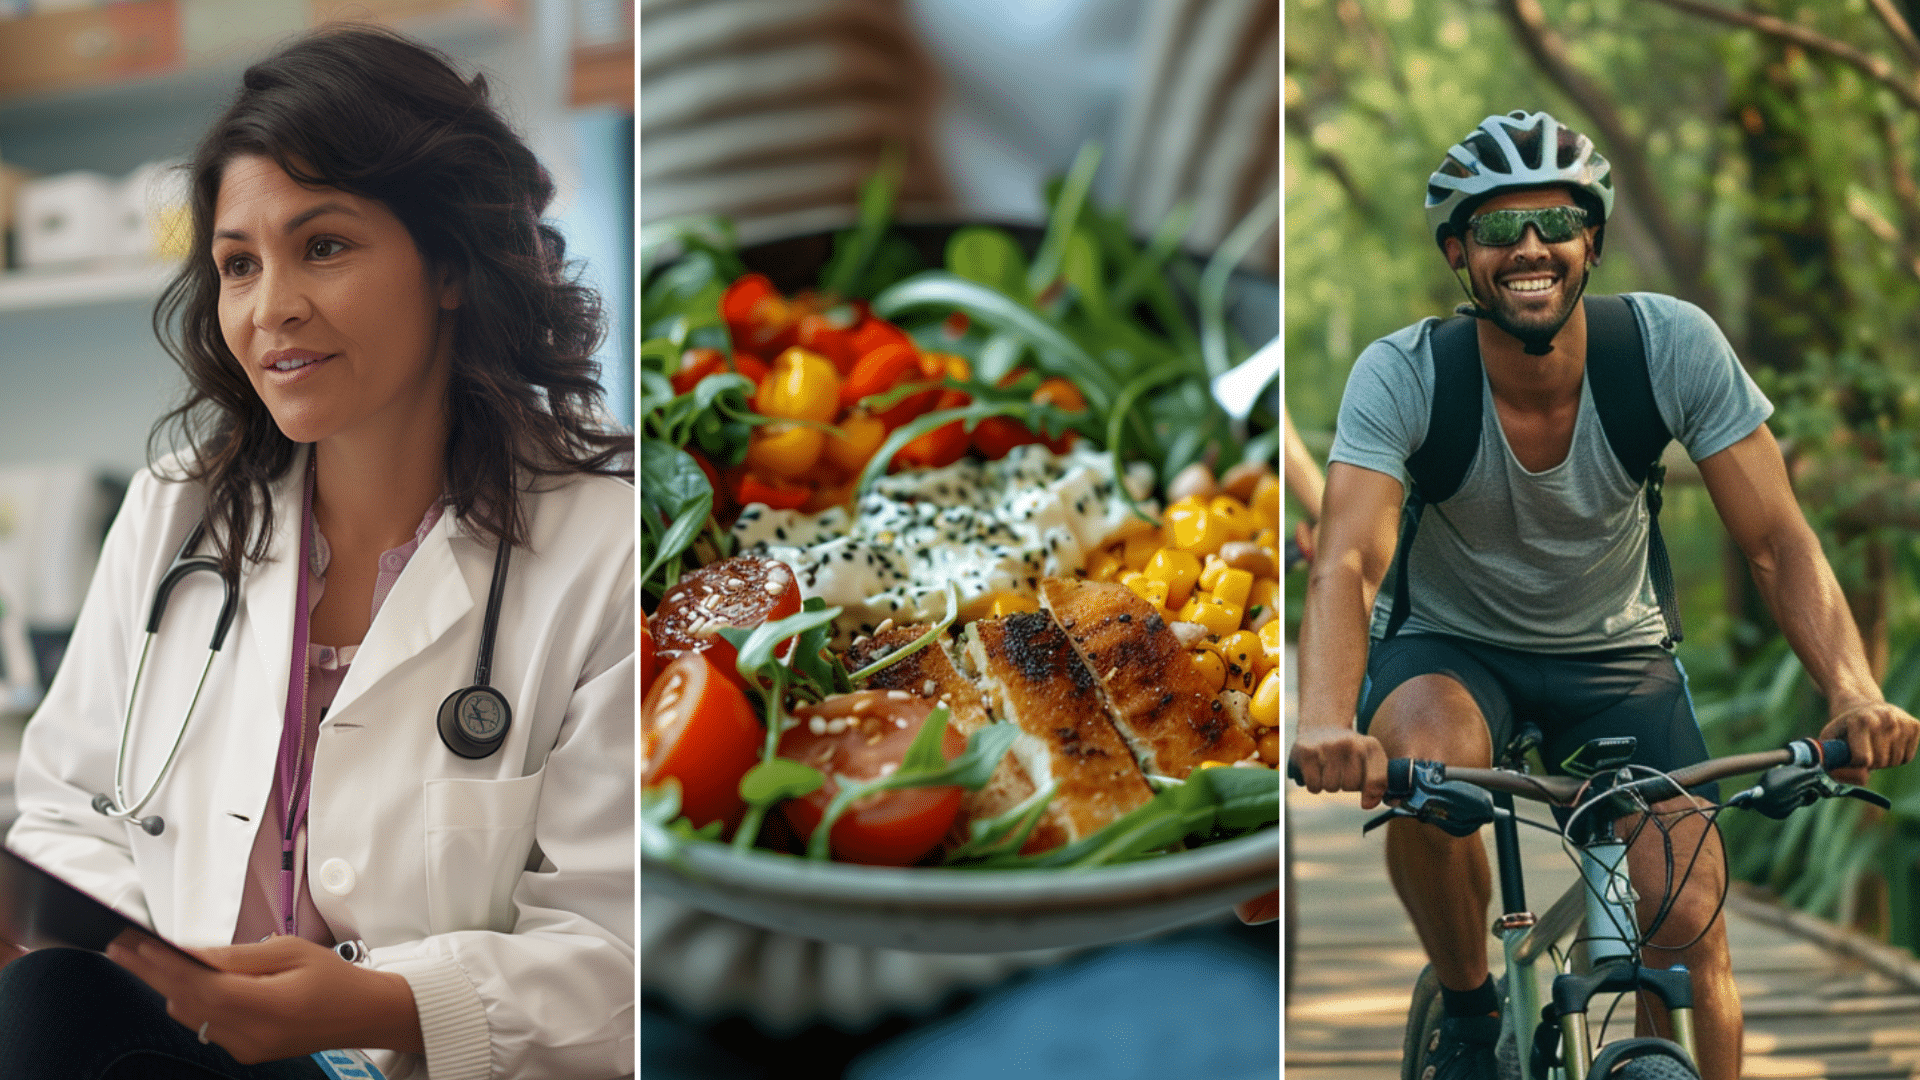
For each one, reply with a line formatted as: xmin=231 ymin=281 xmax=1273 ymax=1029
xmin=91 ymin=516 xmax=515 ymax=836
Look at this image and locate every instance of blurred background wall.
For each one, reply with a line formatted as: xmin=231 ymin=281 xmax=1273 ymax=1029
xmin=0 ymin=0 xmax=633 ymax=719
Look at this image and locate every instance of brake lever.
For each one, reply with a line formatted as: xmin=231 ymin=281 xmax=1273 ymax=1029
xmin=1729 ymin=764 xmax=1892 ymax=820
xmin=1360 ymin=761 xmax=1497 ymax=838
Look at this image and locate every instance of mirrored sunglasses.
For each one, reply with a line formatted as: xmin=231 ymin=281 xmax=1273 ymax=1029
xmin=1465 ymin=205 xmax=1589 ymax=246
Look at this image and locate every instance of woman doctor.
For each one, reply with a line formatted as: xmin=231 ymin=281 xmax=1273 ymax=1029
xmin=0 ymin=28 xmax=633 ymax=1080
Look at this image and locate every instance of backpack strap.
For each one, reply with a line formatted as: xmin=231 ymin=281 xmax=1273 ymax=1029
xmin=1583 ymin=294 xmax=1683 ymax=646
xmin=1382 ymin=315 xmax=1483 ymax=641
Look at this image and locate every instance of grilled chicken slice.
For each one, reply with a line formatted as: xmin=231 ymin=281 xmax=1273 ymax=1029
xmin=961 ymin=612 xmax=1154 ymax=846
xmin=844 ymin=625 xmax=1064 ymax=852
xmin=1041 ymin=578 xmax=1257 ymax=777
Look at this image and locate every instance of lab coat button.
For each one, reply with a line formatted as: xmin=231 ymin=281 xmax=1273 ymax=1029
xmin=319 ymin=858 xmax=356 ymax=896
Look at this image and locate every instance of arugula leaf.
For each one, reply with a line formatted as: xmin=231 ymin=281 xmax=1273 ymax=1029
xmin=870 ymin=272 xmax=1118 ymax=409
xmin=962 ymin=766 xmax=1280 ymax=870
xmin=731 ymin=758 xmax=826 ymax=853
xmin=853 ymin=400 xmax=1037 ymax=497
xmin=1027 ymin=142 xmax=1102 ymax=299
xmin=942 ymin=780 xmax=1058 ymax=863
xmin=730 ymin=606 xmax=843 ymax=677
xmin=639 ymin=440 xmax=715 ymax=584
xmin=946 ymin=225 xmax=1029 ymax=297
xmin=806 ymin=710 xmax=1021 ymax=860
xmin=1198 ymin=188 xmax=1278 ymax=380
xmin=822 ymin=147 xmax=904 ymax=298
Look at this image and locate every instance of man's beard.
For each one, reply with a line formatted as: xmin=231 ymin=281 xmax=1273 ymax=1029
xmin=1473 ymin=255 xmax=1588 ymax=356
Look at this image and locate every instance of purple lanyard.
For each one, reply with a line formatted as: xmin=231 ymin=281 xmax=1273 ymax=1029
xmin=276 ymin=460 xmax=319 ymax=937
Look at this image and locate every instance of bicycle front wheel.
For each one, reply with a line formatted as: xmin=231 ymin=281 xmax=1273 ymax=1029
xmin=1617 ymin=1053 xmax=1699 ymax=1080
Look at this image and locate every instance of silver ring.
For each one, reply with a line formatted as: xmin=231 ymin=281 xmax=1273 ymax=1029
xmin=197 ymin=1020 xmax=210 ymax=1045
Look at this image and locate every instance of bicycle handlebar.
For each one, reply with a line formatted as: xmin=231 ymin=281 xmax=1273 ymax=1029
xmin=1413 ymin=737 xmax=1851 ymax=806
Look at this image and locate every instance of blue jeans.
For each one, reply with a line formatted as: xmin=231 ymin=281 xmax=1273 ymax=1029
xmin=643 ymin=921 xmax=1280 ymax=1080
xmin=0 ymin=948 xmax=327 ymax=1079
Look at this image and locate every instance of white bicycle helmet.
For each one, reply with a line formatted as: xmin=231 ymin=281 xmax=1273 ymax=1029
xmin=1424 ymin=110 xmax=1614 ymax=251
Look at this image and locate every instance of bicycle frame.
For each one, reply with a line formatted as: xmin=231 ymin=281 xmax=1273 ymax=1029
xmin=1491 ymin=790 xmax=1697 ymax=1080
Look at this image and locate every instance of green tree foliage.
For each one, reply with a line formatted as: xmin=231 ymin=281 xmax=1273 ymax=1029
xmin=1287 ymin=0 xmax=1920 ymax=946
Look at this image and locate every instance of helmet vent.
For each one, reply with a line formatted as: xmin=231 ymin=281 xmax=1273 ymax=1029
xmin=1437 ymin=158 xmax=1475 ymax=180
xmin=1556 ymin=128 xmax=1584 ymax=169
xmin=1464 ymin=131 xmax=1509 ymax=173
xmin=1509 ymin=122 xmax=1545 ymax=170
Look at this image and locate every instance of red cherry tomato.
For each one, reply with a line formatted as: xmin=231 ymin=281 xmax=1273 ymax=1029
xmin=797 ymin=311 xmax=860 ymax=374
xmin=670 ymin=347 xmax=726 ymax=395
xmin=649 ymin=556 xmax=803 ymax=685
xmin=641 ymin=624 xmax=656 ymax=695
xmin=848 ymin=316 xmax=914 ymax=361
xmin=722 ymin=274 xmax=797 ymax=355
xmin=778 ymin=691 xmax=967 ymax=865
xmin=894 ymin=418 xmax=969 ymax=470
xmin=643 ymin=654 xmax=763 ymax=828
xmin=840 ymin=342 xmax=921 ymax=409
xmin=735 ymin=473 xmax=810 ymax=511
xmin=971 ymin=416 xmax=1040 ymax=460
xmin=730 ymin=353 xmax=770 ymax=386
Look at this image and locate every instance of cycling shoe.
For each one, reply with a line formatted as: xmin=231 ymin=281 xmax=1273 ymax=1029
xmin=1420 ymin=1014 xmax=1501 ymax=1080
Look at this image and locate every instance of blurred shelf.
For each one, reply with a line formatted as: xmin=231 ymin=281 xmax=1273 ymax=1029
xmin=0 ymin=0 xmax=519 ymax=128
xmin=0 ymin=261 xmax=176 ymax=313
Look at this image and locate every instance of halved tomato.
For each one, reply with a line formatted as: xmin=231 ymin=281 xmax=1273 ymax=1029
xmin=643 ymin=653 xmax=763 ymax=828
xmin=648 ymin=556 xmax=802 ymax=684
xmin=777 ymin=691 xmax=967 ymax=865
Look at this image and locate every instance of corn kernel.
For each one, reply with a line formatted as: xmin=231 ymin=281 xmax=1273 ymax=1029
xmin=1256 ymin=730 xmax=1281 ymax=765
xmin=1198 ymin=556 xmax=1229 ymax=593
xmin=1213 ymin=567 xmax=1254 ymax=610
xmin=1189 ymin=646 xmax=1226 ymax=692
xmin=1108 ymin=515 xmax=1159 ymax=542
xmin=1126 ymin=576 xmax=1171 ymax=609
xmin=1249 ymin=577 xmax=1279 ymax=620
xmin=1251 ymin=474 xmax=1282 ymax=530
xmin=1253 ymin=528 xmax=1279 ymax=551
xmin=1118 ymin=570 xmax=1145 ymax=588
xmin=1144 ymin=548 xmax=1202 ymax=608
xmin=1217 ymin=630 xmax=1260 ymax=692
xmin=1167 ymin=501 xmax=1227 ymax=556
xmin=1258 ymin=618 xmax=1284 ymax=667
xmin=990 ymin=592 xmax=1040 ymax=618
xmin=1180 ymin=593 xmax=1243 ymax=639
xmin=1209 ymin=496 xmax=1257 ymax=541
xmin=1122 ymin=531 xmax=1162 ymax=571
xmin=1250 ymin=669 xmax=1282 ymax=727
xmin=1084 ymin=549 xmax=1122 ymax=582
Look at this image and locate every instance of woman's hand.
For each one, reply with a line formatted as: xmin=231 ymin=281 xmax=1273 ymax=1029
xmin=106 ymin=934 xmax=424 ymax=1064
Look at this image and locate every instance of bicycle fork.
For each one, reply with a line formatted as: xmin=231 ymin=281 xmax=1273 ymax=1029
xmin=1552 ymin=841 xmax=1698 ymax=1079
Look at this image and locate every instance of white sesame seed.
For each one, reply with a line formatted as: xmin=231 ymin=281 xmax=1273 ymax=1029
xmin=874 ymin=618 xmax=895 ymax=636
xmin=763 ymin=579 xmax=784 ymax=596
xmin=827 ymin=717 xmax=849 ymax=735
xmin=879 ymin=762 xmax=897 ymax=776
xmin=852 ymin=699 xmax=874 ymax=715
xmin=895 ymin=717 xmax=908 ymax=728
xmin=809 ymin=717 xmax=827 ymax=735
xmin=887 ymin=690 xmax=911 ymax=701
xmin=657 ymin=691 xmax=680 ymax=711
xmin=922 ymin=679 xmax=938 ymax=697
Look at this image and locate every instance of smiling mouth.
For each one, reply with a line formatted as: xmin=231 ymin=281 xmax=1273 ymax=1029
xmin=262 ymin=350 xmax=332 ymax=372
xmin=1501 ymin=276 xmax=1557 ymax=295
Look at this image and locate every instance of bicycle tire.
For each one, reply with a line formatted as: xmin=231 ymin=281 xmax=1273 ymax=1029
xmin=1401 ymin=967 xmax=1518 ymax=1080
xmin=1615 ymin=1052 xmax=1699 ymax=1079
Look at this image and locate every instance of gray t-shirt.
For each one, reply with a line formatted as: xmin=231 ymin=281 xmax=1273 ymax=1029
xmin=1329 ymin=292 xmax=1772 ymax=652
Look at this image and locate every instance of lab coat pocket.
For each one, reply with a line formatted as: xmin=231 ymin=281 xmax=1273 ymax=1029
xmin=421 ymin=770 xmax=545 ymax=934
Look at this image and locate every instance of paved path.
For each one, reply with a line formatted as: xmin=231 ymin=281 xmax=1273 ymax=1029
xmin=1284 ymin=785 xmax=1920 ymax=1078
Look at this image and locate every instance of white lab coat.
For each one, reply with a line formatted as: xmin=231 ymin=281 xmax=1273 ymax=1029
xmin=9 ymin=447 xmax=634 ymax=1080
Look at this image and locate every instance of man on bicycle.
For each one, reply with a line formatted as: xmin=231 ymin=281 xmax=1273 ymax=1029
xmin=1289 ymin=110 xmax=1920 ymax=1080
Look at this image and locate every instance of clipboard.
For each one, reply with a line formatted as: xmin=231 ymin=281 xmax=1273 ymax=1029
xmin=0 ymin=844 xmax=211 ymax=968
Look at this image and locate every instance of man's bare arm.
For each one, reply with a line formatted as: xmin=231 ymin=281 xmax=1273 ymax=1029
xmin=1291 ymin=462 xmax=1405 ymax=807
xmin=1696 ymin=425 xmax=1919 ymax=772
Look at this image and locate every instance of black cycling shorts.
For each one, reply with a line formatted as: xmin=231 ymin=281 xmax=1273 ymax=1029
xmin=1355 ymin=633 xmax=1716 ymax=800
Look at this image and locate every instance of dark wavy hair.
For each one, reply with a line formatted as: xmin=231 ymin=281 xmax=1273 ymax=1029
xmin=152 ymin=25 xmax=631 ymax=574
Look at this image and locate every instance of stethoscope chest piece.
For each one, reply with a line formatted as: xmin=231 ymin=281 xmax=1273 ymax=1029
xmin=437 ymin=685 xmax=511 ymax=759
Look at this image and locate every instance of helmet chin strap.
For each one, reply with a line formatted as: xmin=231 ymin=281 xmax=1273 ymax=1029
xmin=1451 ymin=264 xmax=1591 ymax=356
